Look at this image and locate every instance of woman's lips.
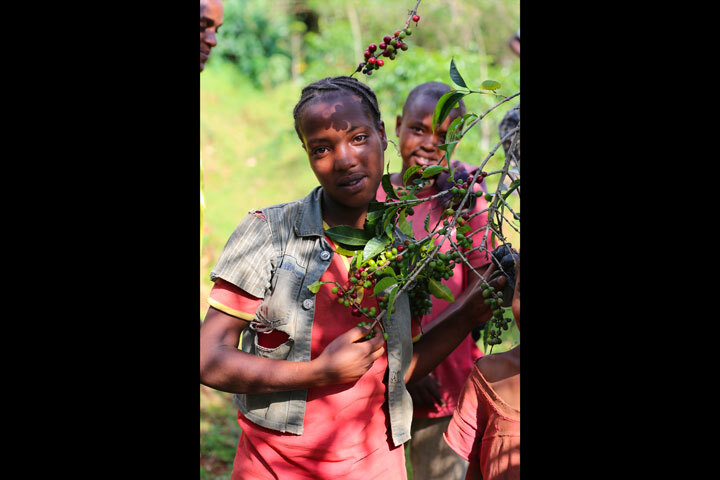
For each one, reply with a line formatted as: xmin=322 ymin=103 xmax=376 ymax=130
xmin=337 ymin=175 xmax=368 ymax=194
xmin=411 ymin=154 xmax=437 ymax=166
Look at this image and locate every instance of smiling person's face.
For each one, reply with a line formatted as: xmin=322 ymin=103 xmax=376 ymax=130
xmin=200 ymin=0 xmax=224 ymax=72
xmin=396 ymin=94 xmax=462 ymax=175
xmin=298 ymin=95 xmax=387 ymax=215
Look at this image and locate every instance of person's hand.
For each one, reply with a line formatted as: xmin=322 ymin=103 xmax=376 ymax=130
xmin=407 ymin=374 xmax=445 ymax=408
xmin=312 ymin=324 xmax=386 ymax=386
xmin=455 ymin=261 xmax=506 ymax=325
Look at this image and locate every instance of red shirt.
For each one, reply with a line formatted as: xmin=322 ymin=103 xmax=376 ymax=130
xmin=208 ymin=234 xmax=407 ymax=480
xmin=443 ymin=363 xmax=520 ymax=479
xmin=376 ymin=180 xmax=491 ymax=418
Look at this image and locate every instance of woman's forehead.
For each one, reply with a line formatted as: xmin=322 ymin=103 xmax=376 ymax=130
xmin=404 ymin=94 xmax=440 ymax=121
xmin=299 ymin=95 xmax=375 ymax=134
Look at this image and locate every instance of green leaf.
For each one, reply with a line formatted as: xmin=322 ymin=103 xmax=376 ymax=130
xmin=502 ymin=179 xmax=521 ymax=201
xmin=424 ymin=211 xmax=431 ymax=232
xmin=365 ymin=208 xmax=385 ymax=232
xmin=481 ymin=79 xmax=501 ymax=91
xmin=307 ymin=280 xmax=333 ymax=294
xmin=354 ymin=250 xmax=363 ymax=269
xmin=363 ymin=236 xmax=390 ymax=260
xmin=325 ymin=226 xmax=374 ymax=246
xmin=422 ymin=165 xmax=447 ymax=178
xmin=382 ymin=266 xmax=397 ymax=277
xmin=403 ymin=165 xmax=422 ymax=186
xmin=432 ymin=90 xmax=467 ymax=133
xmin=385 ymin=285 xmax=399 ymax=322
xmin=397 ymin=209 xmax=414 ymax=236
xmin=437 ymin=141 xmax=460 ymax=163
xmin=382 ymin=206 xmax=399 ymax=236
xmin=336 ymin=246 xmax=359 ymax=257
xmin=428 ymin=278 xmax=455 ymax=302
xmin=449 ymin=58 xmax=468 ymax=89
xmin=373 ymin=276 xmax=398 ymax=296
xmin=384 ymin=221 xmax=395 ymax=241
xmin=382 ymin=174 xmax=398 ymax=200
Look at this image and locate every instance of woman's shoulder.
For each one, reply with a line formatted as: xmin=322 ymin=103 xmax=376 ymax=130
xmin=474 ymin=347 xmax=520 ymax=384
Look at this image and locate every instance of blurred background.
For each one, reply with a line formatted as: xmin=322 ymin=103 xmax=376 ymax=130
xmin=200 ymin=1 xmax=519 ymax=477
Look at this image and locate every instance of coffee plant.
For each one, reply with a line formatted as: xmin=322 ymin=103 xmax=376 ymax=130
xmin=308 ymin=2 xmax=520 ymax=353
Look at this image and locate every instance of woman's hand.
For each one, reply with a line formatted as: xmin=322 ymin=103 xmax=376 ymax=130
xmin=453 ymin=260 xmax=506 ymax=325
xmin=312 ymin=324 xmax=386 ymax=386
xmin=407 ymin=374 xmax=445 ymax=408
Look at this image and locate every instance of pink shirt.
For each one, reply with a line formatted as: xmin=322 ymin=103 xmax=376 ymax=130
xmin=223 ymin=235 xmax=406 ymax=480
xmin=376 ymin=180 xmax=491 ymax=417
xmin=443 ymin=364 xmax=520 ymax=479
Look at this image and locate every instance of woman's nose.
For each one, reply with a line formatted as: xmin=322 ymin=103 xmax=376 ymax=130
xmin=334 ymin=143 xmax=357 ymax=170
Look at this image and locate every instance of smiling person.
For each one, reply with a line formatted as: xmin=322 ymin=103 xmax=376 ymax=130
xmin=200 ymin=0 xmax=224 ymax=72
xmin=199 ymin=76 xmax=505 ymax=479
xmin=376 ymin=82 xmax=494 ymax=480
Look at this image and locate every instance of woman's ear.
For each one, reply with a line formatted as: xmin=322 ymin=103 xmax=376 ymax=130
xmin=395 ymin=114 xmax=403 ymax=138
xmin=379 ymin=120 xmax=388 ymax=151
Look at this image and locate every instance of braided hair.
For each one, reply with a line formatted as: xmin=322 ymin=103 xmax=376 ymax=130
xmin=293 ymin=76 xmax=382 ymax=142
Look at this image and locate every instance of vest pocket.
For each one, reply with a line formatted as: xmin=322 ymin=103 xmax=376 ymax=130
xmin=254 ymin=261 xmax=304 ymax=333
xmin=254 ymin=335 xmax=295 ymax=360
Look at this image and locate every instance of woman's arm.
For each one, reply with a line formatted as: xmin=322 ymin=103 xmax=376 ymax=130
xmin=200 ymin=307 xmax=386 ymax=394
xmin=405 ymin=263 xmax=504 ymax=384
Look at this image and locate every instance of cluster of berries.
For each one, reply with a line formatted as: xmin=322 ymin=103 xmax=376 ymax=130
xmin=331 ymin=268 xmax=377 ymax=316
xmin=481 ymin=283 xmax=511 ymax=346
xmin=356 ymin=321 xmax=389 ymax=341
xmin=356 ymin=15 xmax=420 ymax=76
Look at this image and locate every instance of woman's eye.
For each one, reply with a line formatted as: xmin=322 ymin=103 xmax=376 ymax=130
xmin=312 ymin=147 xmax=329 ymax=155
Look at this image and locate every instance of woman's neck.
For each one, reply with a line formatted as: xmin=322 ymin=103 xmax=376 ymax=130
xmin=321 ymin=191 xmax=368 ymax=229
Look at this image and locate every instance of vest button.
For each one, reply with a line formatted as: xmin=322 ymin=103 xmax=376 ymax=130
xmin=320 ymin=250 xmax=332 ymax=261
xmin=302 ymin=299 xmax=314 ymax=310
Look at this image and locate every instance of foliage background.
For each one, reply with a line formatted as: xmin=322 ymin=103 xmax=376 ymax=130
xmin=200 ymin=1 xmax=519 ymax=478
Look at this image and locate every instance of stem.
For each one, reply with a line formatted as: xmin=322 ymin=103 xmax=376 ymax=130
xmin=350 ymin=0 xmax=424 ymax=77
xmin=460 ymin=92 xmax=520 ymax=138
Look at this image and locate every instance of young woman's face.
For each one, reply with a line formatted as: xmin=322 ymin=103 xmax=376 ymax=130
xmin=396 ymin=94 xmax=461 ymax=173
xmin=299 ymin=96 xmax=387 ymax=210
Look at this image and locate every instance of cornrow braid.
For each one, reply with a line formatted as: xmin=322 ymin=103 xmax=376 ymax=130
xmin=293 ymin=76 xmax=382 ymax=142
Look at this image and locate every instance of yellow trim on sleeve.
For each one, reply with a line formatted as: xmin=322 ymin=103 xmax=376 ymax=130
xmin=207 ymin=297 xmax=256 ymax=321
xmin=412 ymin=333 xmax=423 ymax=343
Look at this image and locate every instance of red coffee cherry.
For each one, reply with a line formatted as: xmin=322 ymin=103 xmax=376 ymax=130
xmin=412 ymin=14 xmax=420 ymax=22
xmin=368 ymin=57 xmax=376 ymax=64
xmin=364 ymin=50 xmax=371 ymax=59
xmin=394 ymin=30 xmax=401 ymax=37
xmin=376 ymin=59 xmax=384 ymax=66
xmin=383 ymin=35 xmax=392 ymax=43
xmin=368 ymin=43 xmax=377 ymax=53
xmin=379 ymin=42 xmax=387 ymax=50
